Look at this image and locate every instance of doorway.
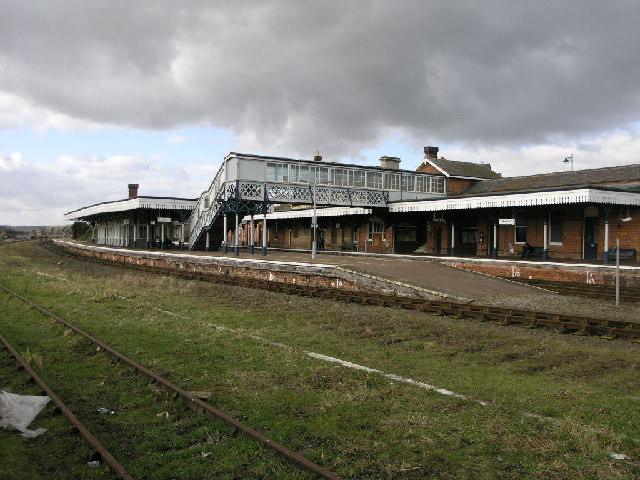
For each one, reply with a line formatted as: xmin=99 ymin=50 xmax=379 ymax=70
xmin=584 ymin=217 xmax=598 ymax=259
xmin=434 ymin=226 xmax=442 ymax=253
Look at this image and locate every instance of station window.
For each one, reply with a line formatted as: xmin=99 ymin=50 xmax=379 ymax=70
xmin=266 ymin=163 xmax=289 ymax=182
xmin=366 ymin=172 xmax=383 ymax=189
xmin=415 ymin=176 xmax=429 ymax=192
xmin=515 ymin=212 xmax=527 ymax=243
xmin=401 ymin=175 xmax=414 ymax=192
xmin=332 ymin=168 xmax=348 ymax=187
xmin=432 ymin=177 xmax=445 ymax=193
xmin=395 ymin=227 xmax=417 ymax=242
xmin=290 ymin=165 xmax=310 ymax=183
xmin=461 ymin=229 xmax=477 ymax=244
xmin=315 ymin=167 xmax=330 ymax=185
xmin=368 ymin=218 xmax=384 ymax=240
xmin=384 ymin=173 xmax=400 ymax=190
xmin=350 ymin=170 xmax=366 ymax=188
xmin=549 ymin=210 xmax=563 ymax=244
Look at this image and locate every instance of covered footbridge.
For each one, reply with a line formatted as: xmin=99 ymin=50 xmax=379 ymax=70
xmin=188 ymin=152 xmax=446 ymax=252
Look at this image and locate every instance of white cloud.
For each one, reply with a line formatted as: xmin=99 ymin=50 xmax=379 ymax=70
xmin=0 ymin=153 xmax=206 ymax=225
xmin=1 ymin=2 xmax=639 ymax=158
xmin=167 ymin=134 xmax=185 ymax=144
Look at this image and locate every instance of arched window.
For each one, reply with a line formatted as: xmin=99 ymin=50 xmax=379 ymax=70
xmin=515 ymin=211 xmax=527 ymax=243
xmin=549 ymin=210 xmax=563 ymax=244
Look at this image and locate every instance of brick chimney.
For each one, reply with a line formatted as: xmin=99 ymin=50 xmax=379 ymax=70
xmin=128 ymin=183 xmax=139 ymax=198
xmin=424 ymin=146 xmax=439 ymax=159
xmin=379 ymin=156 xmax=401 ymax=170
xmin=313 ymin=150 xmax=322 ymax=162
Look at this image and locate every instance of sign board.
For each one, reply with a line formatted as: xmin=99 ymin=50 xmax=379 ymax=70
xmin=499 ymin=218 xmax=515 ymax=225
xmin=157 ymin=217 xmax=172 ymax=223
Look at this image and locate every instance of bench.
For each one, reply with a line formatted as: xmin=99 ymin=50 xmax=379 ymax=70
xmin=521 ymin=245 xmax=545 ymax=258
xmin=342 ymin=241 xmax=358 ymax=252
xmin=610 ymin=248 xmax=637 ymax=261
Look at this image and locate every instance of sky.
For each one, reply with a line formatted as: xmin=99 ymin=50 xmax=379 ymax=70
xmin=2 ymin=1 xmax=640 ymax=225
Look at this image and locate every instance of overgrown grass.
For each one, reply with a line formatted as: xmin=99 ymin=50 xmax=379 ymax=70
xmin=0 ymin=240 xmax=639 ymax=479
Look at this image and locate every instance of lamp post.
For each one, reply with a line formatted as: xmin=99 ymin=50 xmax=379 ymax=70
xmin=311 ymin=174 xmax=317 ymax=260
xmin=563 ymin=154 xmax=574 ymax=171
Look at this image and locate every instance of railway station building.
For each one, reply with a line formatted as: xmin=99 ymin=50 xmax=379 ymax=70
xmin=64 ymin=184 xmax=196 ymax=249
xmin=65 ymin=147 xmax=640 ymax=264
xmin=216 ymin=148 xmax=640 ymax=263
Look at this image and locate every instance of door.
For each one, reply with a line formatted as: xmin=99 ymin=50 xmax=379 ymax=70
xmin=434 ymin=226 xmax=442 ymax=253
xmin=584 ymin=217 xmax=598 ymax=259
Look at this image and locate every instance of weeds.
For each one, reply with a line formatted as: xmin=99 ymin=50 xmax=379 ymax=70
xmin=21 ymin=348 xmax=43 ymax=369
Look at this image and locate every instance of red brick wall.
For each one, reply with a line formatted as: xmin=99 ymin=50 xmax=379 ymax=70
xmin=447 ymin=261 xmax=640 ymax=287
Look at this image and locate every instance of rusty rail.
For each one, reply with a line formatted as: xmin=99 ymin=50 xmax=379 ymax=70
xmin=511 ymin=278 xmax=640 ymax=303
xmin=0 ymin=283 xmax=342 ymax=480
xmin=0 ymin=332 xmax=134 ymax=480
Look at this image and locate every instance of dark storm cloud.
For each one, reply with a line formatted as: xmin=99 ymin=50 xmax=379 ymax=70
xmin=1 ymin=0 xmax=639 ymax=157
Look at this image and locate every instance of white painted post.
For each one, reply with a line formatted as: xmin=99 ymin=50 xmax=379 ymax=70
xmin=543 ymin=219 xmax=549 ymax=260
xmin=492 ymin=221 xmax=497 ymax=258
xmin=451 ymin=221 xmax=456 ymax=256
xmin=205 ymin=230 xmax=210 ymax=252
xmin=604 ymin=218 xmax=610 ymax=264
xmin=616 ymin=238 xmax=620 ymax=306
xmin=161 ymin=223 xmax=165 ymax=250
xmin=312 ymin=181 xmax=317 ymax=260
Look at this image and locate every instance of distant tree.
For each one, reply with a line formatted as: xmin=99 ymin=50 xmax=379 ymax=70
xmin=71 ymin=222 xmax=91 ymax=240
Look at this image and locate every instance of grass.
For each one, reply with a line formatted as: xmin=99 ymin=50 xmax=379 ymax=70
xmin=0 ymin=240 xmax=639 ymax=479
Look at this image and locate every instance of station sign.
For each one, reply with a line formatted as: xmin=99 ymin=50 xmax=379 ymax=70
xmin=498 ymin=218 xmax=515 ymax=225
xmin=157 ymin=217 xmax=172 ymax=223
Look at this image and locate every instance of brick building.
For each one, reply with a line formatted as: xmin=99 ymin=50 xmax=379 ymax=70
xmin=248 ymin=148 xmax=640 ymax=263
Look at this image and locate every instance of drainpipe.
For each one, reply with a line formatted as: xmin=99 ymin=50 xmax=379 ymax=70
xmin=234 ymin=212 xmax=239 ymax=256
xmin=262 ymin=214 xmax=268 ymax=256
xmin=223 ymin=214 xmax=228 ymax=254
xmin=250 ymin=215 xmax=255 ymax=254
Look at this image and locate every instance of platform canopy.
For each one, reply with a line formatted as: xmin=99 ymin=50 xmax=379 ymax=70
xmin=243 ymin=206 xmax=373 ymax=222
xmin=388 ymin=187 xmax=640 ymax=213
xmin=65 ymin=196 xmax=196 ymax=221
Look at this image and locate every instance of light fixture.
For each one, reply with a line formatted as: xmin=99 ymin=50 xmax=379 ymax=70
xmin=563 ymin=154 xmax=574 ymax=171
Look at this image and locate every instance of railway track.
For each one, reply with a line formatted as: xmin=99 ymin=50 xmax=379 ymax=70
xmin=511 ymin=277 xmax=640 ymax=303
xmin=0 ymin=332 xmax=134 ymax=480
xmin=0 ymin=282 xmax=342 ymax=480
xmin=50 ymin=244 xmax=640 ymax=342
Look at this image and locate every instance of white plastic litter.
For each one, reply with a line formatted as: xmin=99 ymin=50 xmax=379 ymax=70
xmin=610 ymin=453 xmax=631 ymax=461
xmin=0 ymin=391 xmax=50 ymax=438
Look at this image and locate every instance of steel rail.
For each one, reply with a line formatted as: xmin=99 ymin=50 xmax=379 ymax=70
xmin=63 ymin=248 xmax=640 ymax=341
xmin=511 ymin=278 xmax=640 ymax=302
xmin=0 ymin=332 xmax=134 ymax=480
xmin=0 ymin=283 xmax=342 ymax=480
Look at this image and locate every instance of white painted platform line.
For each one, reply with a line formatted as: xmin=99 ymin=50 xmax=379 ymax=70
xmin=305 ymin=352 xmax=487 ymax=405
xmin=55 ymin=240 xmax=336 ymax=269
xmin=36 ymin=272 xmax=68 ymax=282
